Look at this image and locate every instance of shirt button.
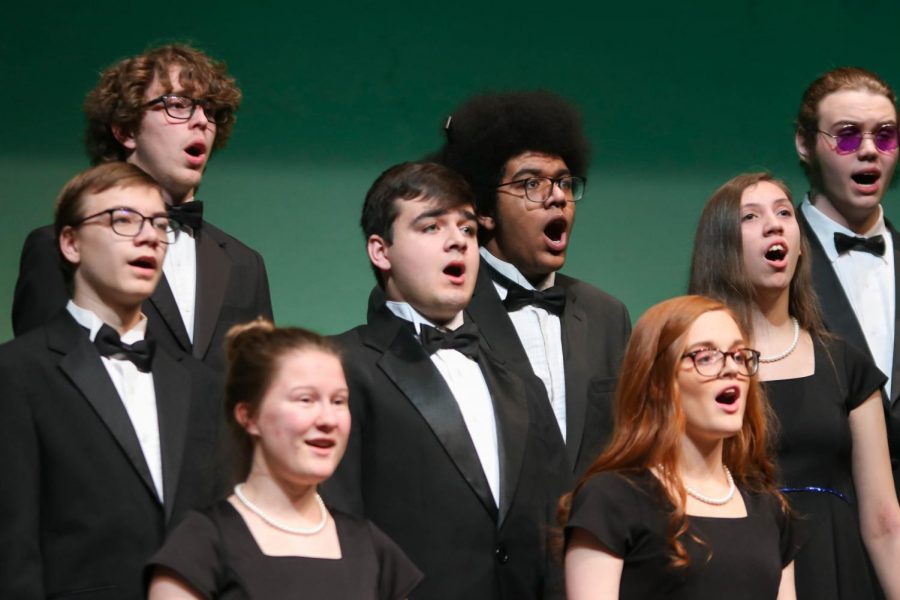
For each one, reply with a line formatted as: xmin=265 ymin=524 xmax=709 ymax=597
xmin=495 ymin=544 xmax=509 ymax=564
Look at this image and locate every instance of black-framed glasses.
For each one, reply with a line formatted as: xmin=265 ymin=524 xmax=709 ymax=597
xmin=817 ymin=124 xmax=899 ymax=155
xmin=496 ymin=176 xmax=586 ymax=203
xmin=682 ymin=348 xmax=760 ymax=377
xmin=145 ymin=94 xmax=233 ymax=125
xmin=75 ymin=208 xmax=178 ymax=244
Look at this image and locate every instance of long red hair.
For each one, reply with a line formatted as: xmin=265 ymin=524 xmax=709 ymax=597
xmin=559 ymin=295 xmax=783 ymax=567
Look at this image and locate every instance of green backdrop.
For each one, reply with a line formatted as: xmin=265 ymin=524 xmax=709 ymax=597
xmin=4 ymin=1 xmax=900 ymax=342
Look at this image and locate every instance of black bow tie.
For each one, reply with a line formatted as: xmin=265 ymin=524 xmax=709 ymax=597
xmin=168 ymin=201 xmax=204 ymax=232
xmin=94 ymin=324 xmax=155 ymax=372
xmin=419 ymin=322 xmax=480 ymax=360
xmin=833 ymin=232 xmax=885 ymax=257
xmin=484 ymin=263 xmax=566 ymax=315
xmin=503 ymin=284 xmax=566 ymax=315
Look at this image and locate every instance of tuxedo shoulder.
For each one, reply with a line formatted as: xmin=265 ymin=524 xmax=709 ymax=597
xmin=202 ymin=221 xmax=265 ymax=258
xmin=0 ymin=329 xmax=44 ymax=363
xmin=556 ymin=273 xmax=629 ymax=314
xmin=23 ymin=223 xmax=55 ymax=243
xmin=331 ymin=325 xmax=371 ymax=353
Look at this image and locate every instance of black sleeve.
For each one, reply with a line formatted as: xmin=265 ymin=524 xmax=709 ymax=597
xmin=0 ymin=354 xmax=45 ymax=597
xmin=12 ymin=226 xmax=69 ymax=337
xmin=565 ymin=472 xmax=647 ymax=557
xmin=838 ymin=338 xmax=888 ymax=411
xmin=320 ymin=333 xmax=368 ymax=516
xmin=146 ymin=510 xmax=224 ymax=599
xmin=368 ymin=521 xmax=423 ymax=600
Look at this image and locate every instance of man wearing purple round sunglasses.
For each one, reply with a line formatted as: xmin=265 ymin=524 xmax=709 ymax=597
xmin=795 ymin=66 xmax=900 ymax=496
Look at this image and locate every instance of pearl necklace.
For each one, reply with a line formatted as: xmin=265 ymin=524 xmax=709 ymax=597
xmin=683 ymin=466 xmax=736 ymax=506
xmin=233 ymin=484 xmax=328 ymax=535
xmin=759 ymin=317 xmax=800 ymax=363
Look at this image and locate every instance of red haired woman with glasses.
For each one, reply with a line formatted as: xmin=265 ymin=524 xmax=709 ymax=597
xmin=561 ymin=295 xmax=796 ymax=599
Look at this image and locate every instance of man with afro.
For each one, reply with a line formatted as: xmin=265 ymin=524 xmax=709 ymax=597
xmin=438 ymin=90 xmax=631 ymax=477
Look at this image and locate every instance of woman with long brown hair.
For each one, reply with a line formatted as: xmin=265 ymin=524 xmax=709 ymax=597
xmin=561 ymin=295 xmax=796 ymax=599
xmin=146 ymin=319 xmax=421 ymax=599
xmin=689 ymin=173 xmax=900 ymax=599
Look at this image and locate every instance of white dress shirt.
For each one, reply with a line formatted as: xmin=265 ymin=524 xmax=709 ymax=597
xmin=802 ymin=197 xmax=895 ymax=397
xmin=67 ymin=301 xmax=164 ymax=501
xmin=163 ymin=210 xmax=198 ymax=342
xmin=386 ymin=301 xmax=501 ymax=506
xmin=481 ymin=247 xmax=567 ymax=439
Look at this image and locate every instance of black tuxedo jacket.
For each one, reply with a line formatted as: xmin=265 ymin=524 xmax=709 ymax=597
xmin=798 ymin=209 xmax=900 ymax=492
xmin=467 ymin=260 xmax=631 ymax=476
xmin=12 ymin=222 xmax=273 ymax=371
xmin=0 ymin=310 xmax=228 ymax=599
xmin=323 ymin=301 xmax=571 ymax=600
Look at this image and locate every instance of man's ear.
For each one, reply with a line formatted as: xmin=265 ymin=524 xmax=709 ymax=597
xmin=795 ymin=130 xmax=812 ymax=164
xmin=111 ymin=124 xmax=137 ymax=151
xmin=478 ymin=214 xmax=496 ymax=232
xmin=367 ymin=234 xmax=391 ymax=273
xmin=59 ymin=226 xmax=81 ymax=267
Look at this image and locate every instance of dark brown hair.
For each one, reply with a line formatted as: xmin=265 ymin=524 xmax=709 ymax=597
xmin=361 ymin=161 xmax=475 ymax=284
xmin=84 ymin=43 xmax=242 ymax=164
xmin=225 ymin=319 xmax=343 ymax=480
xmin=558 ymin=295 xmax=783 ymax=569
xmin=688 ymin=172 xmax=826 ymax=339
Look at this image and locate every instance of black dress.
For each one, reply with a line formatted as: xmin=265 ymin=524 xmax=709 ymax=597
xmin=765 ymin=336 xmax=886 ymax=600
xmin=565 ymin=470 xmax=794 ymax=599
xmin=147 ymin=499 xmax=423 ymax=600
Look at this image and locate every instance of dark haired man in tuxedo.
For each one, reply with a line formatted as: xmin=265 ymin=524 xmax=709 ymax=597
xmin=438 ymin=91 xmax=631 ymax=476
xmin=325 ymin=161 xmax=569 ymax=600
xmin=13 ymin=43 xmax=271 ymax=371
xmin=0 ymin=162 xmax=227 ymax=598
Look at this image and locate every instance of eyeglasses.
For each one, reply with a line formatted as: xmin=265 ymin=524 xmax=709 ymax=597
xmin=496 ymin=176 xmax=586 ymax=203
xmin=75 ymin=208 xmax=178 ymax=244
xmin=145 ymin=94 xmax=233 ymax=125
xmin=681 ymin=348 xmax=760 ymax=377
xmin=817 ymin=124 xmax=899 ymax=155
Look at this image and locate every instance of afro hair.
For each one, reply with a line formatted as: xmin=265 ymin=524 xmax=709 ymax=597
xmin=434 ymin=90 xmax=590 ymax=220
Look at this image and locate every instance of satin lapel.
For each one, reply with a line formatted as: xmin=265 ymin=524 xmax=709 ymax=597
xmin=147 ymin=275 xmax=192 ymax=353
xmin=469 ymin=261 xmax=533 ymax=371
xmin=888 ymin=219 xmax=900 ymax=406
xmin=479 ymin=356 xmax=527 ymax=526
xmin=193 ymin=228 xmax=229 ymax=362
xmin=153 ymin=350 xmax=190 ymax=521
xmin=798 ymin=211 xmax=869 ymax=352
xmin=560 ymin=283 xmax=588 ymax=469
xmin=368 ymin=315 xmax=499 ymax=521
xmin=50 ymin=317 xmax=158 ymax=500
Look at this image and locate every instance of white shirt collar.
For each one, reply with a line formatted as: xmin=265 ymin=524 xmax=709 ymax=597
xmin=384 ymin=301 xmax=464 ymax=333
xmin=479 ymin=247 xmax=555 ymax=291
xmin=66 ymin=300 xmax=148 ymax=344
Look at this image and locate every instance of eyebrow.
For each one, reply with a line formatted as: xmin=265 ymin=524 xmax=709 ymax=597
xmin=411 ymin=207 xmax=477 ymax=224
xmin=687 ymin=339 xmax=746 ymax=350
xmin=741 ymin=199 xmax=790 ymax=210
xmin=510 ymin=167 xmax=571 ymax=180
xmin=829 ymin=119 xmax=898 ymax=129
xmin=111 ymin=205 xmax=168 ymax=216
